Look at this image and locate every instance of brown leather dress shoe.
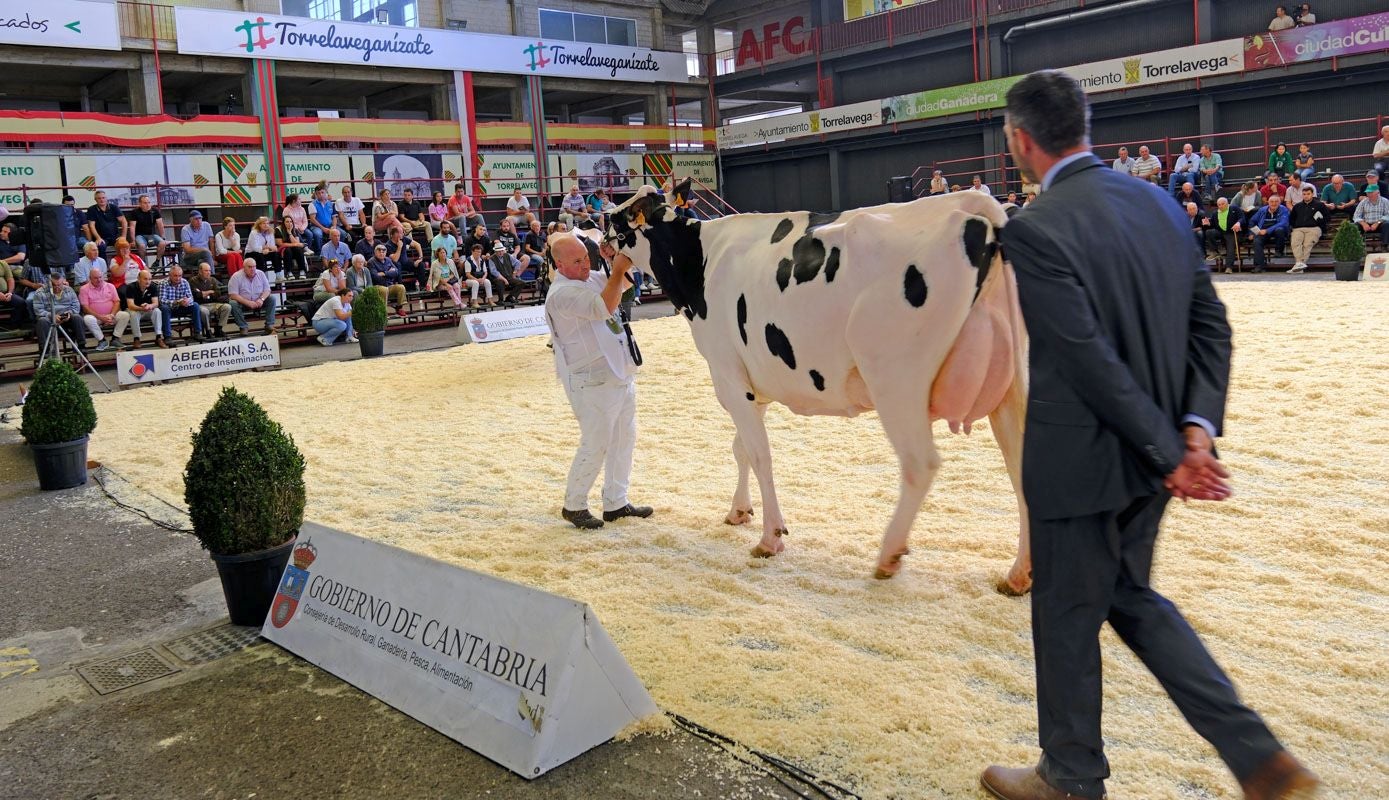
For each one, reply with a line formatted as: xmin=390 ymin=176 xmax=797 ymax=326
xmin=1240 ymin=751 xmax=1319 ymax=799
xmin=980 ymin=766 xmax=1104 ymax=800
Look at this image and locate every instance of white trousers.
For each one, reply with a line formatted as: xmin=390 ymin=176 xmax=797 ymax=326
xmin=463 ymin=277 xmax=493 ymax=301
xmin=562 ymin=362 xmax=637 ymax=513
xmin=83 ymin=310 xmax=131 ymax=341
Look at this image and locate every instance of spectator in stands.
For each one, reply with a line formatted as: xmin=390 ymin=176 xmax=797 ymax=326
xmin=311 ymin=286 xmax=355 ymax=346
xmin=353 ymin=225 xmax=379 ymax=262
xmin=1362 ymin=169 xmax=1389 ymax=197
xmin=346 ymin=254 xmax=374 ymax=299
xmin=427 ymin=246 xmax=464 ymax=308
xmin=464 ymin=223 xmax=492 ymax=258
xmin=85 ymin=191 xmax=125 ymax=253
xmin=0 ymin=258 xmax=25 ymax=327
xmin=310 ymin=186 xmax=340 ymax=246
xmin=1175 ymin=182 xmax=1201 ymax=207
xmin=312 ymin=259 xmax=347 ymax=303
xmin=227 ymin=257 xmax=277 ymax=335
xmin=1203 ymin=197 xmax=1244 ymax=273
xmin=274 ymin=214 xmax=309 ymax=280
xmin=32 ymin=273 xmax=85 ymax=355
xmin=430 ymin=220 xmax=461 ymax=264
xmin=523 ymin=219 xmax=547 ymax=276
xmin=495 ymin=218 xmax=522 ymax=261
xmin=159 ymin=265 xmax=204 ymax=343
xmin=461 ymin=242 xmax=496 ymax=308
xmin=1320 ymin=174 xmax=1358 ymax=212
xmin=447 ymin=182 xmax=484 ymax=232
xmin=386 ymin=226 xmax=426 ymax=288
xmin=368 ymin=244 xmax=409 ymax=316
xmin=949 ymin=184 xmax=963 ymax=192
xmin=0 ymin=223 xmax=26 ymax=268
xmin=560 ymin=185 xmax=589 ymax=228
xmin=506 ymin=188 xmax=535 ymax=227
xmin=428 ymin=190 xmax=450 ymax=229
xmin=1268 ymin=5 xmax=1294 ymax=31
xmin=1005 ymin=192 xmax=1020 ymax=206
xmin=1248 ymin=194 xmax=1290 ymax=272
xmin=335 ymin=185 xmax=366 ymax=239
xmin=1235 ymin=181 xmax=1261 ymax=213
xmin=1283 ymin=172 xmax=1313 ymax=206
xmin=397 ymin=188 xmax=432 ymax=241
xmin=1267 ymin=143 xmax=1295 ymax=178
xmin=489 ymin=241 xmax=526 ymax=307
xmin=64 ymin=196 xmax=90 ymax=254
xmin=320 ymin=226 xmax=351 ymax=270
xmin=1168 ymin=143 xmax=1200 ymax=195
xmin=77 ymin=267 xmax=128 ymax=352
xmin=371 ymin=188 xmax=406 ymax=239
xmin=1295 ymin=3 xmax=1315 ymax=25
xmin=128 ymin=195 xmax=167 ymax=263
xmin=107 ymin=237 xmax=144 ymax=291
xmin=73 ymin=241 xmax=106 ymax=287
xmin=1293 ymin=144 xmax=1316 ymax=180
xmin=245 ymin=215 xmax=281 ymax=279
xmin=214 ymin=216 xmax=243 ymax=276
xmin=1287 ymin=185 xmax=1328 ymax=273
xmin=1198 ymin=145 xmax=1224 ymax=199
xmin=1111 ymin=147 xmax=1135 ymax=174
xmin=123 ymin=269 xmax=163 ymax=348
xmin=1131 ymin=146 xmax=1162 ymax=182
xmin=283 ymin=194 xmax=313 ymax=254
xmin=180 ymin=210 xmax=215 ymax=269
xmin=190 ymin=261 xmax=232 ymax=338
xmin=1353 ymin=184 xmax=1388 ymax=249
xmin=1184 ymin=202 xmax=1207 ymax=254
xmin=1259 ymin=172 xmax=1284 ymax=201
xmin=1022 ymin=192 xmax=1037 ymax=207
xmin=586 ymin=188 xmax=610 ymax=229
xmin=1373 ymin=125 xmax=1389 ymax=178
xmin=929 ymin=169 xmax=949 ymax=195
xmin=970 ymin=175 xmax=991 ymax=194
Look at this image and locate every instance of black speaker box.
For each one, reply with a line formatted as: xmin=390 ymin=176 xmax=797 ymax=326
xmin=22 ymin=203 xmax=77 ymax=269
xmin=888 ymin=176 xmax=913 ymax=203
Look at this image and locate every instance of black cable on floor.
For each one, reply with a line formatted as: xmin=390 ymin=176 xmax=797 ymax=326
xmin=90 ymin=466 xmax=194 ymax=534
xmin=667 ymin=712 xmax=861 ymax=800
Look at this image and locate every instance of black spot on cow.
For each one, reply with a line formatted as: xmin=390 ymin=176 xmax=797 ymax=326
xmin=809 ymin=370 xmax=825 ymax=391
xmin=904 ymin=264 xmax=928 ymax=308
xmin=764 ymin=323 xmax=797 ymax=370
xmin=770 ymin=218 xmax=795 ymax=244
xmin=823 ymin=247 xmax=841 ymax=283
xmin=736 ymin=294 xmax=748 ymax=345
xmin=806 ymin=211 xmax=840 ymax=232
xmin=745 ymin=392 xmax=755 ymax=401
xmin=962 ymin=218 xmax=999 ymax=301
xmin=776 ymin=258 xmax=793 ymax=291
xmin=776 ymin=233 xmax=828 ymax=291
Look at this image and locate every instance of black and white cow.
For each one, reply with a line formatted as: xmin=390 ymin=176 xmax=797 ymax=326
xmin=609 ymin=180 xmax=1030 ymax=590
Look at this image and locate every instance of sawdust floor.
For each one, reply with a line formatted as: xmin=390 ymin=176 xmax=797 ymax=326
xmin=83 ymin=282 xmax=1387 ymax=799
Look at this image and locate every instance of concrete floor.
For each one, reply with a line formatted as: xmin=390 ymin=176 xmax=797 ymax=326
xmin=0 ymin=300 xmax=822 ymax=800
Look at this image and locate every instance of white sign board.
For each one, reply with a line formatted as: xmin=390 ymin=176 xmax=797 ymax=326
xmin=115 ymin=335 xmax=280 ymax=385
xmin=1364 ymin=253 xmax=1389 ymax=282
xmin=716 ymin=100 xmax=880 ymax=149
xmin=1060 ymin=39 xmax=1245 ymax=93
xmin=263 ymin=524 xmax=659 ymax=778
xmin=0 ymin=154 xmax=64 ymax=205
xmin=456 ymin=305 xmax=550 ymax=344
xmin=0 ymin=1 xmax=121 ymax=52
xmin=174 ymin=8 xmax=690 ymax=83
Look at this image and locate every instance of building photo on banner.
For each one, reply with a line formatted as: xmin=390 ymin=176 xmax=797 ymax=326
xmin=62 ymin=153 xmax=223 ymax=209
xmin=173 ymin=7 xmax=690 ymax=83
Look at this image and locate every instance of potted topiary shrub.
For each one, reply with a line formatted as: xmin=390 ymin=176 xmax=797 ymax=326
xmin=20 ymin=359 xmax=97 ymax=490
xmin=352 ymin=283 xmax=387 ymax=358
xmin=1331 ymin=219 xmax=1366 ymax=282
xmin=184 ymin=387 xmax=306 ymax=625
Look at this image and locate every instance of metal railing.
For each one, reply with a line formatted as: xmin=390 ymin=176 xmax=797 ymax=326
xmin=117 ymin=1 xmax=177 ymax=42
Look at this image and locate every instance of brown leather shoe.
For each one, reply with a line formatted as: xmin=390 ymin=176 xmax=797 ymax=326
xmin=981 ymin=766 xmax=1103 ymax=800
xmin=1240 ymin=751 xmax=1319 ymax=799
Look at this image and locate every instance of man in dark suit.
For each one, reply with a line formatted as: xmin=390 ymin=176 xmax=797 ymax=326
xmin=980 ymin=71 xmax=1317 ymax=800
xmin=1203 ymin=196 xmax=1245 ymax=273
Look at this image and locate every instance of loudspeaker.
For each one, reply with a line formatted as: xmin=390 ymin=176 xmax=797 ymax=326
xmin=22 ymin=203 xmax=77 ymax=269
xmin=888 ymin=176 xmax=913 ymax=203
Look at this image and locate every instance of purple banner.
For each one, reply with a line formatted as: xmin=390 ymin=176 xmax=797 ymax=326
xmin=1244 ymin=12 xmax=1389 ymax=70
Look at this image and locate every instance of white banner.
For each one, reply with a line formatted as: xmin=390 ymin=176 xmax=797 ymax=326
xmin=0 ymin=154 xmax=64 ymax=205
xmin=0 ymin=1 xmax=120 ymax=51
xmin=456 ymin=305 xmax=550 ymax=344
xmin=115 ymin=335 xmax=280 ymax=385
xmin=263 ymin=524 xmax=659 ymax=778
xmin=174 ymin=8 xmax=690 ymax=83
xmin=1060 ymin=39 xmax=1245 ymax=93
xmin=672 ymin=154 xmax=718 ymax=190
xmin=717 ymin=100 xmax=880 ymax=149
xmin=477 ymin=153 xmax=563 ymax=197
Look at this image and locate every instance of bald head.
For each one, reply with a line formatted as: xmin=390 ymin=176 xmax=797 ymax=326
xmin=550 ymin=233 xmax=591 ymax=281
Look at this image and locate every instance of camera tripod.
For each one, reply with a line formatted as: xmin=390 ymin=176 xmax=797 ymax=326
xmin=37 ymin=289 xmax=111 ymax=393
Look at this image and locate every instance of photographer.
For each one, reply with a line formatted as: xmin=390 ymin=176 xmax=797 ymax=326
xmin=31 ymin=272 xmax=86 ymax=356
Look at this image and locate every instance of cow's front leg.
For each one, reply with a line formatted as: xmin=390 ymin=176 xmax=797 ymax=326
xmin=724 ymin=432 xmax=756 ymax=526
xmin=717 ymin=388 xmax=787 ymax=557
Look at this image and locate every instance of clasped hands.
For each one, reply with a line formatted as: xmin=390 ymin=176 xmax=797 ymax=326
xmin=1164 ymin=425 xmax=1231 ymax=502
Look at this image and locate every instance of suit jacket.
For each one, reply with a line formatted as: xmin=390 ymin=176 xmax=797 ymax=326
xmin=1002 ymin=155 xmax=1232 ymax=520
xmin=1207 ymin=206 xmax=1244 ymax=232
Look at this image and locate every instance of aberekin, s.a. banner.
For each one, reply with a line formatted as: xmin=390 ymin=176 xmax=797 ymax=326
xmin=1244 ymin=12 xmax=1389 ymax=70
xmin=174 ymin=7 xmax=690 ymax=83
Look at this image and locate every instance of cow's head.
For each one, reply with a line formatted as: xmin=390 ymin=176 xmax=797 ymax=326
xmin=606 ymin=179 xmax=708 ymax=320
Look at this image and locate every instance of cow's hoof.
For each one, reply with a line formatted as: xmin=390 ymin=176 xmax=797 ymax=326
xmin=872 ymin=549 xmax=909 ymax=580
xmin=725 ymin=507 xmax=755 ymax=526
xmin=750 ymin=528 xmax=786 ymax=558
xmin=995 ymin=572 xmax=1032 ymax=597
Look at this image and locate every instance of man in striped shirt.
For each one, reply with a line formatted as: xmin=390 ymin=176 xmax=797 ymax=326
xmin=159 ymin=265 xmax=205 ymax=343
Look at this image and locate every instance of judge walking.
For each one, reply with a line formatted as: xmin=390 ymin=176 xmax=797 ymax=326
xmin=981 ymin=71 xmax=1317 ymax=800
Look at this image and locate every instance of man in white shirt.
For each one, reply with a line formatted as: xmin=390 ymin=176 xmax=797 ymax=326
xmin=970 ymin=175 xmax=991 ymax=194
xmin=1167 ymin=143 xmax=1200 ymax=195
xmin=334 ymin=186 xmax=366 ymax=239
xmin=1111 ymin=147 xmax=1136 ymax=174
xmin=1372 ymin=125 xmax=1389 ymax=178
xmin=506 ymin=189 xmax=534 ymax=228
xmin=1131 ymin=145 xmax=1163 ymax=183
xmin=544 ymin=233 xmax=652 ymax=530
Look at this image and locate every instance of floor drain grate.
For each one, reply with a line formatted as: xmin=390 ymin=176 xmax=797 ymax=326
xmin=77 ymin=649 xmax=180 ymax=695
xmin=164 ymin=625 xmax=263 ymax=665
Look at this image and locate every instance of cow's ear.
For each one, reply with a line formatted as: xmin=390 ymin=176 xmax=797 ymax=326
xmin=672 ymin=177 xmax=694 ymax=206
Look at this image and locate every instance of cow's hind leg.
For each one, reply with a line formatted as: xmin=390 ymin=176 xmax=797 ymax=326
xmin=716 ymin=388 xmax=788 ymax=557
xmin=725 ymin=432 xmax=755 ymax=526
xmin=988 ymin=374 xmax=1032 ymax=596
xmin=865 ymin=374 xmax=942 ymax=580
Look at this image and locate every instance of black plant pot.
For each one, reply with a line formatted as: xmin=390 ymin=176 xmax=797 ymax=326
xmin=210 ymin=536 xmax=296 ymax=626
xmin=1333 ymin=260 xmax=1361 ymax=281
xmin=30 ymin=436 xmax=89 ymax=491
xmin=358 ymin=329 xmax=385 ymax=358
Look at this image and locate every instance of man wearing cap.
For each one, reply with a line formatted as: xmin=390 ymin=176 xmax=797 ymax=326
xmin=180 ymin=211 xmax=215 ymax=270
xmin=1361 ymin=170 xmax=1389 ymax=198
xmin=488 ymin=241 xmax=526 ymax=307
xmin=1353 ymin=183 xmax=1389 ymax=250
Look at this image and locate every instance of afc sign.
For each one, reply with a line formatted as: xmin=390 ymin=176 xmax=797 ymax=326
xmin=734 ymin=12 xmax=812 ymax=69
